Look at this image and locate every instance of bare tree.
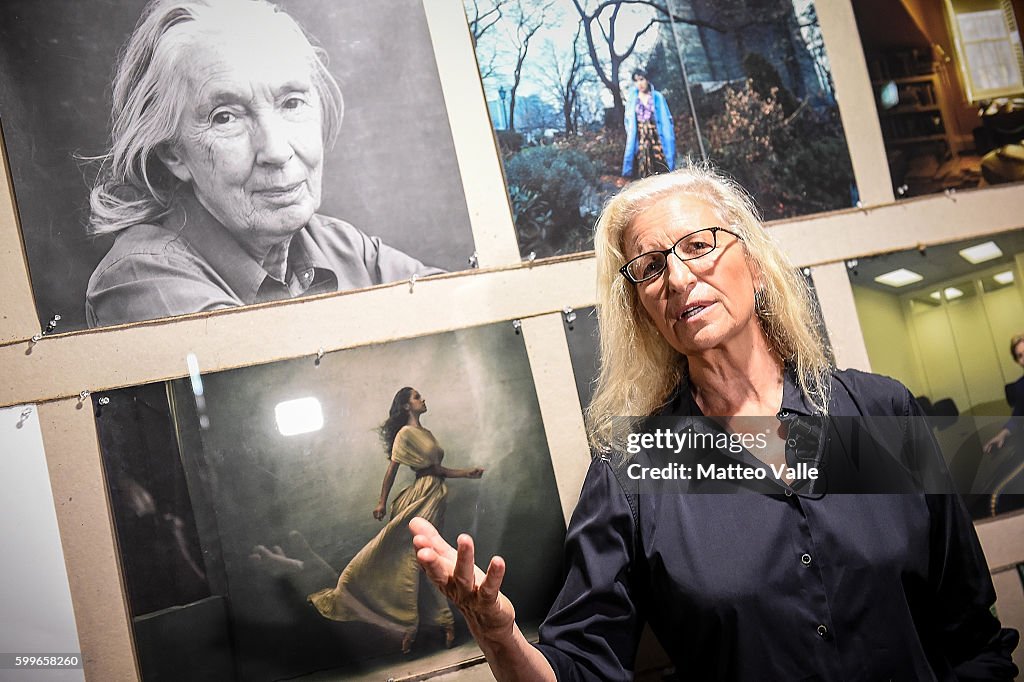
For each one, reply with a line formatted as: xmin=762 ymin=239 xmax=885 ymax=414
xmin=465 ymin=0 xmax=511 ymax=80
xmin=465 ymin=0 xmax=509 ymax=42
xmin=537 ymin=27 xmax=591 ymax=135
xmin=506 ymin=0 xmax=553 ymax=131
xmin=570 ymin=0 xmax=660 ymax=126
xmin=570 ymin=0 xmax=790 ymax=125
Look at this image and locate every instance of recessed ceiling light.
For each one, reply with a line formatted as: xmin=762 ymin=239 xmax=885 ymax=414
xmin=944 ymin=287 xmax=964 ymax=300
xmin=275 ymin=397 xmax=324 ymax=436
xmin=994 ymin=270 xmax=1015 ymax=284
xmin=958 ymin=241 xmax=1002 ymax=264
xmin=874 ymin=268 xmax=924 ymax=287
xmin=929 ymin=291 xmax=941 ymax=300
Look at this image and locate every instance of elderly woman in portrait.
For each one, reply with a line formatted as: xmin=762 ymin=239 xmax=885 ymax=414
xmin=409 ymin=166 xmax=1019 ymax=680
xmin=84 ymin=0 xmax=441 ymax=327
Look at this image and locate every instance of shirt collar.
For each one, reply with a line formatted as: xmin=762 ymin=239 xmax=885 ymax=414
xmin=288 ymin=220 xmax=336 ymax=277
xmin=166 ymin=190 xmax=337 ymax=305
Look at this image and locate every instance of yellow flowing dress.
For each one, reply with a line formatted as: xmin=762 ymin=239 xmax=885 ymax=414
xmin=308 ymin=425 xmax=454 ymax=636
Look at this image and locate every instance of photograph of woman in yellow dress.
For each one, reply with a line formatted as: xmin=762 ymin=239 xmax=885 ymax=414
xmin=308 ymin=387 xmax=484 ymax=653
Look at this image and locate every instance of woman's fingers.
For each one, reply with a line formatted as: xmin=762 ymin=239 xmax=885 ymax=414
xmin=479 ymin=555 xmax=506 ymax=603
xmin=410 ymin=517 xmax=457 ymax=560
xmin=454 ymin=534 xmax=478 ymax=589
xmin=415 ymin=546 xmax=453 ymax=587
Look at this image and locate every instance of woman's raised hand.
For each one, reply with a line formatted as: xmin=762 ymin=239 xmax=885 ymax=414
xmin=409 ymin=516 xmax=515 ymax=642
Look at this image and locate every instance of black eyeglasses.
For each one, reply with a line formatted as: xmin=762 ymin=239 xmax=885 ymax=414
xmin=619 ymin=227 xmax=742 ymax=284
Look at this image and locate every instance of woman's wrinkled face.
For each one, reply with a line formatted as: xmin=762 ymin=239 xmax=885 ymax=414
xmin=624 ymin=194 xmax=759 ymax=357
xmin=161 ymin=31 xmax=323 ymax=253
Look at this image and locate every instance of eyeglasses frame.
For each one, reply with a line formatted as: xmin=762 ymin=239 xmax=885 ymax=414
xmin=619 ymin=226 xmax=744 ymax=284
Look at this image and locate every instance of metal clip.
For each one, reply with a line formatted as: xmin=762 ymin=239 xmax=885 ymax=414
xmin=408 ymin=273 xmax=418 ymax=293
xmin=845 ymin=259 xmax=858 ymax=277
xmin=468 ymin=252 xmax=479 ymax=269
xmin=98 ymin=397 xmax=110 ymax=406
xmin=16 ymin=407 xmax=33 ymax=429
xmin=29 ymin=314 xmax=63 ymax=346
xmin=896 ymin=184 xmax=909 ymax=197
xmin=944 ymin=187 xmax=957 ymax=202
xmin=512 ymin=319 xmax=523 ymax=335
xmin=315 ymin=347 xmax=325 ymax=366
xmin=524 ymin=252 xmax=537 ymax=266
xmin=562 ymin=306 xmax=577 ymax=330
xmin=800 ymin=267 xmax=812 ymax=278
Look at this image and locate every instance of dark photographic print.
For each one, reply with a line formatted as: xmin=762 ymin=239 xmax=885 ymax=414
xmin=465 ymin=0 xmax=857 ymax=257
xmin=847 ymin=230 xmax=1024 ymax=516
xmin=0 ymin=0 xmax=474 ymax=332
xmin=92 ymin=322 xmax=566 ymax=681
xmin=850 ymin=0 xmax=1024 ymax=198
xmin=563 ymin=305 xmax=600 ymax=410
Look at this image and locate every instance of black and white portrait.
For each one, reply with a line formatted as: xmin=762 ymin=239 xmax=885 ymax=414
xmin=0 ymin=0 xmax=475 ymax=331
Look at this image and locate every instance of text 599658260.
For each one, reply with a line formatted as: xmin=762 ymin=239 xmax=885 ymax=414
xmin=1 ymin=654 xmax=82 ymax=669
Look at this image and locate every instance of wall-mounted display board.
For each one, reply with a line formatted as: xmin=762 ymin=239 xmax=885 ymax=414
xmin=848 ymin=228 xmax=1024 ymax=516
xmin=0 ymin=1 xmax=1022 ymax=679
xmin=0 ymin=404 xmax=84 ymax=682
xmin=0 ymin=0 xmax=479 ymax=332
xmin=465 ymin=0 xmax=857 ymax=258
xmin=92 ymin=321 xmax=566 ymax=681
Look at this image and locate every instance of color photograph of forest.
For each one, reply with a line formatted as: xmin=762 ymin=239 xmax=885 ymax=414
xmin=466 ymin=0 xmax=858 ymax=256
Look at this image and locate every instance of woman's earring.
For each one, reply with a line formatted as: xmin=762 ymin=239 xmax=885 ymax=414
xmin=753 ymin=287 xmax=767 ymax=314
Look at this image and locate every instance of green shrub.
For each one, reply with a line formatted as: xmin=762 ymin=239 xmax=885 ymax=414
xmin=495 ymin=129 xmax=524 ymax=154
xmin=504 ymin=145 xmax=600 ymax=256
xmin=705 ymin=82 xmax=853 ymax=219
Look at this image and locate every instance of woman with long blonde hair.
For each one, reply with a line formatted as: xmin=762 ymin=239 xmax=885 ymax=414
xmin=409 ymin=166 xmax=1018 ymax=680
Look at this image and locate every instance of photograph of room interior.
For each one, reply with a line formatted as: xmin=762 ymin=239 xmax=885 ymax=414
xmin=849 ymin=230 xmax=1024 ymax=515
xmin=851 ymin=0 xmax=1024 ymax=197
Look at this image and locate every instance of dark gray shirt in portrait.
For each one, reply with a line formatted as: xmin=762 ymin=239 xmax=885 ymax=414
xmin=85 ymin=191 xmax=443 ymax=327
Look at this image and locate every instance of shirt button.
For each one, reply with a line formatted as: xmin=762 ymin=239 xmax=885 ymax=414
xmin=784 ymin=488 xmax=794 ymax=497
xmin=302 ymin=270 xmax=312 ymax=280
xmin=801 ymin=553 xmax=812 ymax=566
xmin=817 ymin=624 xmax=828 ymax=638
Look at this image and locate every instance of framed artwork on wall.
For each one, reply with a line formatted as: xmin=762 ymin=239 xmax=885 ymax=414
xmin=92 ymin=321 xmax=567 ymax=680
xmin=465 ymin=0 xmax=857 ymax=258
xmin=0 ymin=0 xmax=476 ymax=332
xmin=847 ymin=228 xmax=1024 ymax=515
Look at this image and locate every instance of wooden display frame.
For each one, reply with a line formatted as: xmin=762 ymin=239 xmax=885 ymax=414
xmin=0 ymin=1 xmax=1021 ymax=680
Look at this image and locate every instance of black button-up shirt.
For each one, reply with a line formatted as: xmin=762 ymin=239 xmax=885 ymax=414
xmin=535 ymin=369 xmax=1019 ymax=680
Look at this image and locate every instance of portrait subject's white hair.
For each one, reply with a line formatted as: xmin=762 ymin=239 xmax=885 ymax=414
xmin=87 ymin=0 xmax=344 ymax=235
xmin=586 ymin=164 xmax=833 ymax=451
